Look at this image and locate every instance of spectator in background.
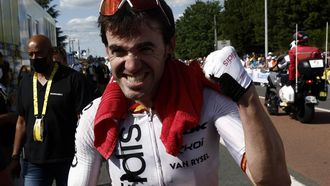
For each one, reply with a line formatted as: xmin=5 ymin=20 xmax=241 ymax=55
xmin=0 ymin=52 xmax=15 ymax=112
xmin=17 ymin=65 xmax=30 ymax=85
xmin=70 ymin=59 xmax=83 ymax=72
xmin=257 ymin=56 xmax=266 ymax=69
xmin=266 ymin=52 xmax=273 ymax=68
xmin=242 ymin=54 xmax=250 ymax=67
xmin=53 ymin=47 xmax=68 ymax=66
xmin=247 ymin=52 xmax=257 ymax=68
xmin=93 ymin=63 xmax=110 ymax=95
xmin=0 ymin=55 xmax=17 ymax=178
xmin=8 ymin=34 xmax=92 ymax=186
xmin=0 ymin=53 xmax=10 ymax=88
xmin=104 ymin=56 xmax=112 ymax=73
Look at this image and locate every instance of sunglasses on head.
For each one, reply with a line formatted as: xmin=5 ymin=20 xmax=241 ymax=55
xmin=99 ymin=0 xmax=171 ymax=25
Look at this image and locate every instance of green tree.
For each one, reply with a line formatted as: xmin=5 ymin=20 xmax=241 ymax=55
xmin=175 ymin=1 xmax=222 ymax=59
xmin=267 ymin=0 xmax=292 ymax=53
xmin=219 ymin=0 xmax=330 ymax=55
xmin=35 ymin=0 xmax=51 ymax=8
xmin=35 ymin=0 xmax=67 ymax=47
xmin=218 ymin=0 xmax=257 ymax=55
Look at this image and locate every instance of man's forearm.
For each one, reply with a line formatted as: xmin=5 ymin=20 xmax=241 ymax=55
xmin=12 ymin=116 xmax=26 ymax=157
xmin=238 ymin=85 xmax=291 ymax=185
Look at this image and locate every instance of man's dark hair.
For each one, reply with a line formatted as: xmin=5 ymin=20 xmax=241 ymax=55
xmin=98 ymin=0 xmax=175 ymax=47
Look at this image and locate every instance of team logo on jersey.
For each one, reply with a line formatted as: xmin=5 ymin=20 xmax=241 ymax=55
xmin=183 ymin=122 xmax=208 ymax=134
xmin=116 ymin=124 xmax=147 ymax=183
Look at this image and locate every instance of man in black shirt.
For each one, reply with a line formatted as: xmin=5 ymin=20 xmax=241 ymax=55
xmin=9 ymin=34 xmax=92 ymax=186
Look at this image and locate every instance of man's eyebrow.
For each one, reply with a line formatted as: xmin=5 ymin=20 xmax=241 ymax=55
xmin=108 ymin=45 xmax=122 ymax=51
xmin=136 ymin=42 xmax=155 ymax=48
xmin=108 ymin=42 xmax=155 ymax=51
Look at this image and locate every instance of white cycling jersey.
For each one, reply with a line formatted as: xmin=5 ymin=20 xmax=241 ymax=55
xmin=68 ymin=88 xmax=246 ymax=186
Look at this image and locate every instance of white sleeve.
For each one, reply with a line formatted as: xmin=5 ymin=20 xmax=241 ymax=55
xmin=215 ymin=111 xmax=245 ymax=165
xmin=203 ymin=89 xmax=245 ymax=166
xmin=68 ymin=98 xmax=103 ymax=186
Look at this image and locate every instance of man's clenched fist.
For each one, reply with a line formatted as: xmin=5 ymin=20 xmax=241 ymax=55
xmin=203 ymin=46 xmax=252 ymax=102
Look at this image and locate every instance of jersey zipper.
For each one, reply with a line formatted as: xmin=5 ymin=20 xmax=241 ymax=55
xmin=147 ymin=108 xmax=166 ymax=186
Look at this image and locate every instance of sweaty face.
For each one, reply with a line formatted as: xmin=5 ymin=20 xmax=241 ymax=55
xmin=106 ymin=22 xmax=171 ymax=107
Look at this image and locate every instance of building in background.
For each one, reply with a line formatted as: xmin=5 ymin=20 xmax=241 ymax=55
xmin=0 ymin=0 xmax=56 ymax=79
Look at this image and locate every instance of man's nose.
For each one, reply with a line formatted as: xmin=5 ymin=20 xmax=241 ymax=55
xmin=124 ymin=53 xmax=142 ymax=72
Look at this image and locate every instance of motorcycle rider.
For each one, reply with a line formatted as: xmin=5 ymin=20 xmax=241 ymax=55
xmin=288 ymin=31 xmax=322 ymax=85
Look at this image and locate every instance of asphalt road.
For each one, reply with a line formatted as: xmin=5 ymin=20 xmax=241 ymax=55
xmin=255 ymin=84 xmax=330 ymax=186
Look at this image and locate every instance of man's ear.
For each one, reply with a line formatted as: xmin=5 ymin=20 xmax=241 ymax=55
xmin=169 ymin=36 xmax=176 ymax=54
xmin=165 ymin=36 xmax=176 ymax=59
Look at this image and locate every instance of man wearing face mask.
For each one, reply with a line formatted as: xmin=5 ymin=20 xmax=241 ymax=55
xmin=8 ymin=34 xmax=92 ymax=186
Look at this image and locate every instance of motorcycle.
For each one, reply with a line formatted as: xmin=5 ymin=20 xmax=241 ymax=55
xmin=264 ymin=55 xmax=328 ymax=123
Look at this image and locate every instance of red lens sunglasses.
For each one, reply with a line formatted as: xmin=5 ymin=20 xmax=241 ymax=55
xmin=99 ymin=0 xmax=171 ymax=25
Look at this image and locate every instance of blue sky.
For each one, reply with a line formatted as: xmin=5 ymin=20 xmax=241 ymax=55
xmin=51 ymin=0 xmax=210 ymax=57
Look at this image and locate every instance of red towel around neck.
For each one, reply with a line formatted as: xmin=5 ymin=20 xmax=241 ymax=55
xmin=94 ymin=60 xmax=219 ymax=159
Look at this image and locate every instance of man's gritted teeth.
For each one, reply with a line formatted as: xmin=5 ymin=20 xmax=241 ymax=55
xmin=125 ymin=72 xmax=148 ymax=83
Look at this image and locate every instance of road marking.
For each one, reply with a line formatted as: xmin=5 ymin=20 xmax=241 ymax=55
xmin=290 ymin=175 xmax=306 ymax=186
xmin=315 ymin=107 xmax=330 ymax=112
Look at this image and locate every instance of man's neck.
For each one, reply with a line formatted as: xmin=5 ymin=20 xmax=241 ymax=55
xmin=37 ymin=63 xmax=55 ymax=85
xmin=38 ymin=63 xmax=55 ymax=79
xmin=133 ymin=99 xmax=153 ymax=111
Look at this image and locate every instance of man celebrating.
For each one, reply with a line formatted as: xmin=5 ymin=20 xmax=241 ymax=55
xmin=68 ymin=0 xmax=291 ymax=185
xmin=10 ymin=35 xmax=91 ymax=186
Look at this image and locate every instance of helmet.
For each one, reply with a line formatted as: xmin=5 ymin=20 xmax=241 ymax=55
xmin=293 ymin=31 xmax=309 ymax=44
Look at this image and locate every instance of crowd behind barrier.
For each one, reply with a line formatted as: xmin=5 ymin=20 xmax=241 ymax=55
xmin=245 ymin=68 xmax=270 ymax=84
xmin=241 ymin=50 xmax=330 ymax=85
xmin=244 ymin=67 xmax=330 ymax=85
